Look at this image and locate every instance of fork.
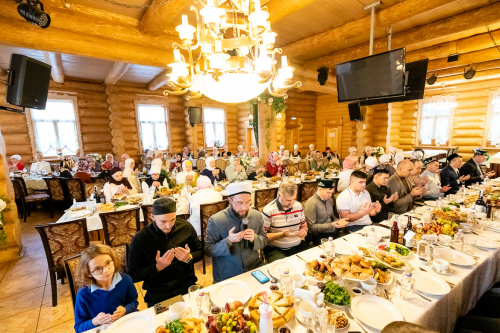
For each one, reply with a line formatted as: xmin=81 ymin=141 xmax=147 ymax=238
xmin=345 ymin=308 xmax=368 ymax=333
xmin=419 ymin=267 xmax=455 ymax=288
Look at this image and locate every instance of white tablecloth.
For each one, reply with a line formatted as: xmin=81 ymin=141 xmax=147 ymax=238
xmin=22 ymin=176 xmax=48 ymax=191
xmin=84 ymin=216 xmax=500 ymax=333
xmin=402 ymin=149 xmax=448 ymax=159
xmin=487 ymin=152 xmax=500 ymax=168
xmin=57 ymin=198 xmax=190 ymax=232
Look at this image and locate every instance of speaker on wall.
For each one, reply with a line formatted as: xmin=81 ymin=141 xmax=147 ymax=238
xmin=348 ymin=102 xmax=362 ymax=121
xmin=6 ymin=54 xmax=52 ymax=110
xmin=188 ymin=107 xmax=202 ymax=127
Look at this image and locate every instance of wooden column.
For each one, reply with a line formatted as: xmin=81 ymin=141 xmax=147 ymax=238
xmin=258 ymin=102 xmax=277 ymax=164
xmin=0 ymin=127 xmax=23 ymax=263
xmin=388 ymin=102 xmax=404 ymax=150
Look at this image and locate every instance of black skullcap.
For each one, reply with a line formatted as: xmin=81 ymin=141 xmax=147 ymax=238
xmin=372 ymin=165 xmax=390 ymax=175
xmin=447 ymin=153 xmax=462 ymax=162
xmin=317 ymin=178 xmax=334 ymax=189
xmin=473 ymin=148 xmax=488 ymax=156
xmin=423 ymin=156 xmax=439 ymax=165
xmin=153 ymin=198 xmax=177 ymax=215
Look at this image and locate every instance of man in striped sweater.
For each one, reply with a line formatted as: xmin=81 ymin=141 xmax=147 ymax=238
xmin=262 ymin=181 xmax=309 ymax=263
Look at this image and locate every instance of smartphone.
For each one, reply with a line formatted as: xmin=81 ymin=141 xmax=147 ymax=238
xmin=251 ymin=270 xmax=270 ymax=284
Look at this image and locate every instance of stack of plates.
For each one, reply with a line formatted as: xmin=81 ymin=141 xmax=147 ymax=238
xmin=350 ymin=295 xmax=403 ymax=330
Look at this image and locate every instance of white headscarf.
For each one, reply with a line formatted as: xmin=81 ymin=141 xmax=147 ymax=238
xmin=150 ymin=158 xmax=162 ymax=174
xmin=395 ymin=153 xmax=405 ymax=166
xmin=176 ymin=160 xmax=196 ymax=184
xmin=122 ymin=158 xmax=135 ymax=178
xmin=205 ymin=156 xmax=215 ymax=171
xmin=379 ymin=154 xmax=393 ymax=163
xmin=365 ymin=156 xmax=378 ymax=168
xmin=11 ymin=154 xmax=21 ymax=161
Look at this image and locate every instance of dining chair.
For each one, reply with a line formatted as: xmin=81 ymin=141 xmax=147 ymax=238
xmin=196 ymin=159 xmax=206 ymax=171
xmin=199 ymin=200 xmax=229 ymax=274
xmin=91 ymin=177 xmax=106 ymax=187
xmin=62 ymin=178 xmax=86 ymax=206
xmin=140 ymin=204 xmax=153 ymax=229
xmin=12 ymin=178 xmax=52 ymax=221
xmin=215 ymin=159 xmax=227 ymax=170
xmin=11 ymin=179 xmax=26 ymax=221
xmin=286 ymin=163 xmax=300 ymax=175
xmin=83 ymin=183 xmax=103 ymax=200
xmin=36 ymin=219 xmax=90 ymax=307
xmin=254 ymin=188 xmax=278 ymax=211
xmin=299 ymin=181 xmax=318 ymax=204
xmin=63 ymin=254 xmax=86 ymax=309
xmin=298 ymin=160 xmax=309 ymax=173
xmin=44 ymin=178 xmax=68 ymax=209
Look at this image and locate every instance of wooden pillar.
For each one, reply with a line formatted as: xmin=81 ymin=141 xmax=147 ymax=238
xmin=258 ymin=102 xmax=277 ymax=164
xmin=388 ymin=102 xmax=404 ymax=149
xmin=0 ymin=126 xmax=24 ymax=263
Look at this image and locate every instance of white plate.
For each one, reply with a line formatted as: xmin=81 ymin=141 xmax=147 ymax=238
xmin=106 ymin=310 xmax=157 ymax=333
xmin=210 ymin=280 xmax=251 ymax=307
xmin=350 ymin=295 xmax=403 ymax=330
xmin=67 ymin=209 xmax=92 ymax=218
xmin=434 ymin=248 xmax=475 ymax=266
xmin=425 ymin=201 xmax=436 ymax=207
xmin=363 ymin=226 xmax=390 ymax=238
xmin=474 ymin=238 xmax=500 ymax=249
xmin=334 ymin=242 xmax=359 ymax=256
xmin=269 ymin=259 xmax=303 ymax=278
xmin=411 ymin=271 xmax=451 ymax=295
xmin=485 ymin=221 xmax=500 ymax=232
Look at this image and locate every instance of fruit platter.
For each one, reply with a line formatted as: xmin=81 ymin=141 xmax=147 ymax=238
xmin=206 ymin=302 xmax=257 ymax=333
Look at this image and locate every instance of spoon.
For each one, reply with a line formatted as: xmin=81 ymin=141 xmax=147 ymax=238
xmin=267 ymin=269 xmax=278 ymax=283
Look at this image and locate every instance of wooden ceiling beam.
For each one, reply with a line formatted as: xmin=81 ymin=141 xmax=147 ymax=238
xmin=148 ymin=69 xmax=172 ymax=91
xmin=294 ymin=76 xmax=336 ymax=94
xmin=427 ymin=47 xmax=500 ymax=72
xmin=428 ymin=67 xmax=500 ymax=87
xmin=267 ymin=0 xmax=317 ymax=23
xmin=433 ymin=58 xmax=500 ymax=78
xmin=304 ymin=2 xmax=500 ymax=70
xmin=140 ymin=0 xmax=190 ymax=36
xmin=104 ymin=62 xmax=132 ymax=86
xmin=281 ymin=0 xmax=456 ymax=59
xmin=42 ymin=52 xmax=64 ymax=83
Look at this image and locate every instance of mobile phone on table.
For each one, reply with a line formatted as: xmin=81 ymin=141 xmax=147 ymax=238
xmin=251 ymin=270 xmax=270 ymax=284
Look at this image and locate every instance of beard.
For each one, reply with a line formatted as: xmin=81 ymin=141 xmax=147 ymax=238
xmin=231 ymin=206 xmax=249 ymax=220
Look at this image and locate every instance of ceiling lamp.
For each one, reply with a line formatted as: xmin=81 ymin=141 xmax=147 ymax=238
xmin=17 ymin=0 xmax=51 ymax=28
xmin=164 ymin=0 xmax=301 ymax=103
xmin=463 ymin=65 xmax=476 ymax=80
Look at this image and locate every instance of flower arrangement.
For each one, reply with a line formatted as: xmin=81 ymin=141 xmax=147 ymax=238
xmin=238 ymin=154 xmax=252 ymax=169
xmin=0 ymin=198 xmax=7 ymax=246
xmin=214 ymin=140 xmax=223 ymax=148
xmin=372 ymin=147 xmax=385 ymax=158
xmin=90 ymin=153 xmax=103 ymax=163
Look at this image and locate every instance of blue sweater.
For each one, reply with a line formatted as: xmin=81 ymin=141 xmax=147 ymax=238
xmin=74 ymin=273 xmax=138 ymax=333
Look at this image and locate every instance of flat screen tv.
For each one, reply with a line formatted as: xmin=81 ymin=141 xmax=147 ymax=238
xmin=336 ymin=48 xmax=406 ymax=103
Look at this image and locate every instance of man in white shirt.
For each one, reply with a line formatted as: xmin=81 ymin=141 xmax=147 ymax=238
xmin=420 ymin=157 xmax=451 ymax=200
xmin=262 ymin=181 xmax=308 ymax=262
xmin=336 ymin=170 xmax=382 ymax=233
xmin=30 ymin=153 xmax=51 ymax=174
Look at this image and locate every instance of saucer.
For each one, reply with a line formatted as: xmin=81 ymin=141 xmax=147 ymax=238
xmin=295 ymin=309 xmax=313 ymax=326
xmin=429 ymin=263 xmax=453 ymax=275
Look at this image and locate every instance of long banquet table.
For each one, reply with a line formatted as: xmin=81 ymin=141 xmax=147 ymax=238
xmin=83 ymin=214 xmax=500 ymax=333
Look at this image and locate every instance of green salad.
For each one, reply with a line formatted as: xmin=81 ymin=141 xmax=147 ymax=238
xmin=113 ymin=201 xmax=127 ymax=209
xmin=323 ymin=281 xmax=351 ymax=306
xmin=166 ymin=319 xmax=185 ymax=333
xmin=448 ymin=202 xmax=460 ymax=207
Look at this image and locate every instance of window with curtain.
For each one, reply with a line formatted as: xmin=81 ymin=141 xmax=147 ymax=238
xmin=30 ymin=99 xmax=80 ymax=157
xmin=419 ymin=99 xmax=455 ymax=145
xmin=137 ymin=104 xmax=169 ymax=151
xmin=204 ymin=107 xmax=226 ymax=147
xmin=488 ymin=97 xmax=500 ymax=146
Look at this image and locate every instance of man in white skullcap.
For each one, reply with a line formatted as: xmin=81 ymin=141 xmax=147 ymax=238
xmin=306 ymin=144 xmax=316 ymax=159
xmin=278 ymin=145 xmax=286 ymax=157
xmin=205 ymin=182 xmax=268 ymax=283
xmin=378 ymin=154 xmax=396 ymax=177
xmin=394 ymin=153 xmax=405 ymax=167
xmin=364 ymin=156 xmax=378 ymax=184
xmin=291 ymin=144 xmax=301 ymax=158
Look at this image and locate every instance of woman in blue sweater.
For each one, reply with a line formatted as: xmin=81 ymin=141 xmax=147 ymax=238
xmin=74 ymin=244 xmax=138 ymax=333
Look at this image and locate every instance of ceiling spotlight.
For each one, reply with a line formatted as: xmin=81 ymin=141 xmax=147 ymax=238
xmin=464 ymin=65 xmax=476 ymax=80
xmin=17 ymin=0 xmax=51 ymax=29
xmin=427 ymin=73 xmax=438 ymax=85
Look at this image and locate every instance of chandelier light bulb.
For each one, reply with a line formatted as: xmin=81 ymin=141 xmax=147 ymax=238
xmin=215 ymin=39 xmax=223 ymax=53
xmin=202 ymin=42 xmax=213 ymax=54
xmin=281 ymin=56 xmax=288 ymax=68
xmin=173 ymin=49 xmax=182 ymax=62
xmin=200 ymin=1 xmax=224 ymax=25
xmin=240 ymin=46 xmax=249 ymax=56
xmin=207 ymin=0 xmax=215 ymax=6
xmin=176 ymin=14 xmax=196 ymax=40
xmin=254 ymin=44 xmax=272 ymax=73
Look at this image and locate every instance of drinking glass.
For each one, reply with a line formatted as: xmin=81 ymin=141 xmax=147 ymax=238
xmin=321 ymin=238 xmax=328 ymax=254
xmin=464 ymin=238 xmax=476 ymax=255
xmin=188 ymin=285 xmax=200 ymax=310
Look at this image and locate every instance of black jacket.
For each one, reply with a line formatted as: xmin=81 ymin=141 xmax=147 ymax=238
xmin=460 ymin=158 xmax=484 ymax=186
xmin=127 ymin=219 xmax=203 ymax=306
xmin=366 ymin=182 xmax=392 ymax=223
xmin=440 ymin=165 xmax=462 ymax=194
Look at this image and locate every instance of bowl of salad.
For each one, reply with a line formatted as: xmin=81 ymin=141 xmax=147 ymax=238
xmin=377 ymin=242 xmax=411 ymax=257
xmin=321 ymin=281 xmax=351 ymax=310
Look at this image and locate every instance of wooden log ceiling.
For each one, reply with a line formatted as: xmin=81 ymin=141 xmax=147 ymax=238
xmin=104 ymin=62 xmax=132 ymax=86
xmin=140 ymin=0 xmax=190 ymax=36
xmin=42 ymin=52 xmax=64 ymax=83
xmin=148 ymin=69 xmax=171 ymax=90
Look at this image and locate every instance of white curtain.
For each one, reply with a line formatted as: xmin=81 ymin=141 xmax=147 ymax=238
xmin=488 ymin=101 xmax=500 ymax=145
xmin=137 ymin=104 xmax=168 ymax=150
xmin=419 ymin=101 xmax=453 ymax=145
xmin=204 ymin=107 xmax=226 ymax=147
xmin=30 ymin=99 xmax=79 ymax=156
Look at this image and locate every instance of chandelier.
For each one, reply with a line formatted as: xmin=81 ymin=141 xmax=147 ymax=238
xmin=164 ymin=0 xmax=302 ymax=103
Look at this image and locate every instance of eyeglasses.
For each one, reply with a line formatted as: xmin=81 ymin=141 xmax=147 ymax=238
xmin=230 ymin=198 xmax=252 ymax=208
xmin=91 ymin=259 xmax=114 ymax=275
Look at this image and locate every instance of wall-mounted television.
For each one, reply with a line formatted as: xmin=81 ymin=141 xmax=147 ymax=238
xmin=336 ymin=48 xmax=406 ymax=103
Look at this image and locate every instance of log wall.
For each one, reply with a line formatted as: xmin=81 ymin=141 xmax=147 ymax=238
xmin=286 ymin=90 xmax=317 ymax=152
xmin=236 ymin=102 xmax=250 ymax=150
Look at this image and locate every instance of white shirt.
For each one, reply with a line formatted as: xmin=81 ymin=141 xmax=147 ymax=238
xmin=262 ymin=199 xmax=306 ymax=249
xmin=188 ymin=188 xmax=223 ymax=236
xmin=31 ymin=161 xmax=51 ymax=173
xmin=336 ymin=187 xmax=373 ymax=226
xmin=337 ymin=169 xmax=354 ymax=192
xmin=420 ymin=169 xmax=443 ymax=199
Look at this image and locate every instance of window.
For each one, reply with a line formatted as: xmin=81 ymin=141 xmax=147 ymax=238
xmin=418 ymin=96 xmax=456 ymax=145
xmin=137 ymin=104 xmax=168 ymax=151
xmin=204 ymin=107 xmax=226 ymax=147
xmin=30 ymin=99 xmax=80 ymax=157
xmin=487 ymin=94 xmax=500 ymax=146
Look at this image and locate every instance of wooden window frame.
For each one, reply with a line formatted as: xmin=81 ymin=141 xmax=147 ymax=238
xmin=416 ymin=94 xmax=457 ymax=148
xmin=202 ymin=104 xmax=227 ymax=150
xmin=483 ymin=88 xmax=500 ymax=148
xmin=134 ymin=99 xmax=170 ymax=154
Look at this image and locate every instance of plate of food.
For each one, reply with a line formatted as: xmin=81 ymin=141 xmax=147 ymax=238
xmin=157 ymin=317 xmax=207 ymax=333
xmin=322 ymin=281 xmax=351 ymax=308
xmin=305 ymin=259 xmax=337 ymax=282
xmin=373 ymin=268 xmax=393 ymax=286
xmin=327 ymin=309 xmax=349 ymax=331
xmin=211 ymin=280 xmax=252 ymax=308
xmin=205 ymin=303 xmax=256 ymax=333
xmin=332 ymin=255 xmax=374 ymax=281
xmin=64 ymin=206 xmax=87 ymax=213
xmin=370 ymin=250 xmax=411 ymax=270
xmin=96 ymin=202 xmax=114 ymax=212
xmin=376 ymin=242 xmax=411 ymax=257
xmin=249 ymin=291 xmax=294 ymax=328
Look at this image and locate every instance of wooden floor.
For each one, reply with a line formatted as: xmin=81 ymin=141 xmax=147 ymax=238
xmin=0 ymin=210 xmax=214 ymax=333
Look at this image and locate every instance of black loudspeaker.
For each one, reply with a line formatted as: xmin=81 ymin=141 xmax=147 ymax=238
xmin=188 ymin=107 xmax=202 ymax=127
xmin=6 ymin=54 xmax=51 ymax=110
xmin=348 ymin=102 xmax=362 ymax=121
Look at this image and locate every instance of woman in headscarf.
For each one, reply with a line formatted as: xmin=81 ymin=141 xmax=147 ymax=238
xmin=86 ymin=154 xmax=101 ymax=173
xmin=311 ymin=151 xmax=327 ymax=171
xmin=344 ymin=147 xmax=359 ymax=169
xmin=172 ymin=153 xmax=183 ymax=172
xmin=31 ymin=153 xmax=51 ymax=174
xmin=182 ymin=147 xmax=192 ymax=160
xmin=176 ymin=160 xmax=198 ymax=187
xmin=246 ymin=157 xmax=268 ymax=180
xmin=249 ymin=145 xmax=257 ymax=158
xmin=188 ymin=176 xmax=223 ymax=236
xmin=360 ymin=146 xmax=373 ymax=165
xmin=235 ymin=145 xmax=246 ymax=158
xmin=9 ymin=155 xmax=24 ymax=172
xmin=225 ymin=156 xmax=248 ymax=183
xmin=141 ymin=160 xmax=171 ymax=194
xmin=219 ymin=145 xmax=232 ymax=158
xmin=123 ymin=158 xmax=141 ymax=193
xmin=74 ymin=161 xmax=92 ymax=184
xmin=200 ymin=156 xmax=226 ymax=184
xmin=265 ymin=152 xmax=285 ymax=177
xmin=103 ymin=167 xmax=136 ymax=201
xmin=100 ymin=153 xmax=118 ymax=178
xmin=212 ymin=147 xmax=219 ymax=159
xmin=154 ymin=151 xmax=170 ymax=175
xmin=59 ymin=158 xmax=74 ymax=178
xmin=291 ymin=144 xmax=301 ymax=158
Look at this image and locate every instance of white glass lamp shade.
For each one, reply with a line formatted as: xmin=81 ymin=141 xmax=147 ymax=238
xmin=248 ymin=10 xmax=269 ymax=28
xmin=208 ymin=52 xmax=230 ymax=70
xmin=262 ymin=31 xmax=277 ymax=46
xmin=176 ymin=15 xmax=196 ymax=40
xmin=200 ymin=6 xmax=225 ymax=25
xmin=191 ymin=72 xmax=268 ymax=103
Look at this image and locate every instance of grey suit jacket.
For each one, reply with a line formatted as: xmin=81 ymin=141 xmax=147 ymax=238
xmin=387 ymin=173 xmax=414 ymax=214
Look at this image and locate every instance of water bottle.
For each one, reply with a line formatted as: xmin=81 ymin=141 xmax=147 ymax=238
xmin=367 ymin=227 xmax=378 ymax=250
xmin=280 ymin=268 xmax=293 ymax=296
xmin=214 ymin=180 xmax=218 ymax=188
xmin=327 ymin=237 xmax=335 ymax=258
xmin=259 ymin=303 xmax=273 ymax=333
xmin=437 ymin=197 xmax=443 ymax=209
xmin=453 ymin=229 xmax=464 ymax=251
xmin=399 ymin=271 xmax=415 ymax=300
xmin=423 ymin=208 xmax=432 ymax=223
xmin=313 ymin=300 xmax=327 ymax=333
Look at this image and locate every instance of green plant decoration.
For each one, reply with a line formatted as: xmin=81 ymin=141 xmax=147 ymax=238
xmin=248 ymin=93 xmax=287 ymax=150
